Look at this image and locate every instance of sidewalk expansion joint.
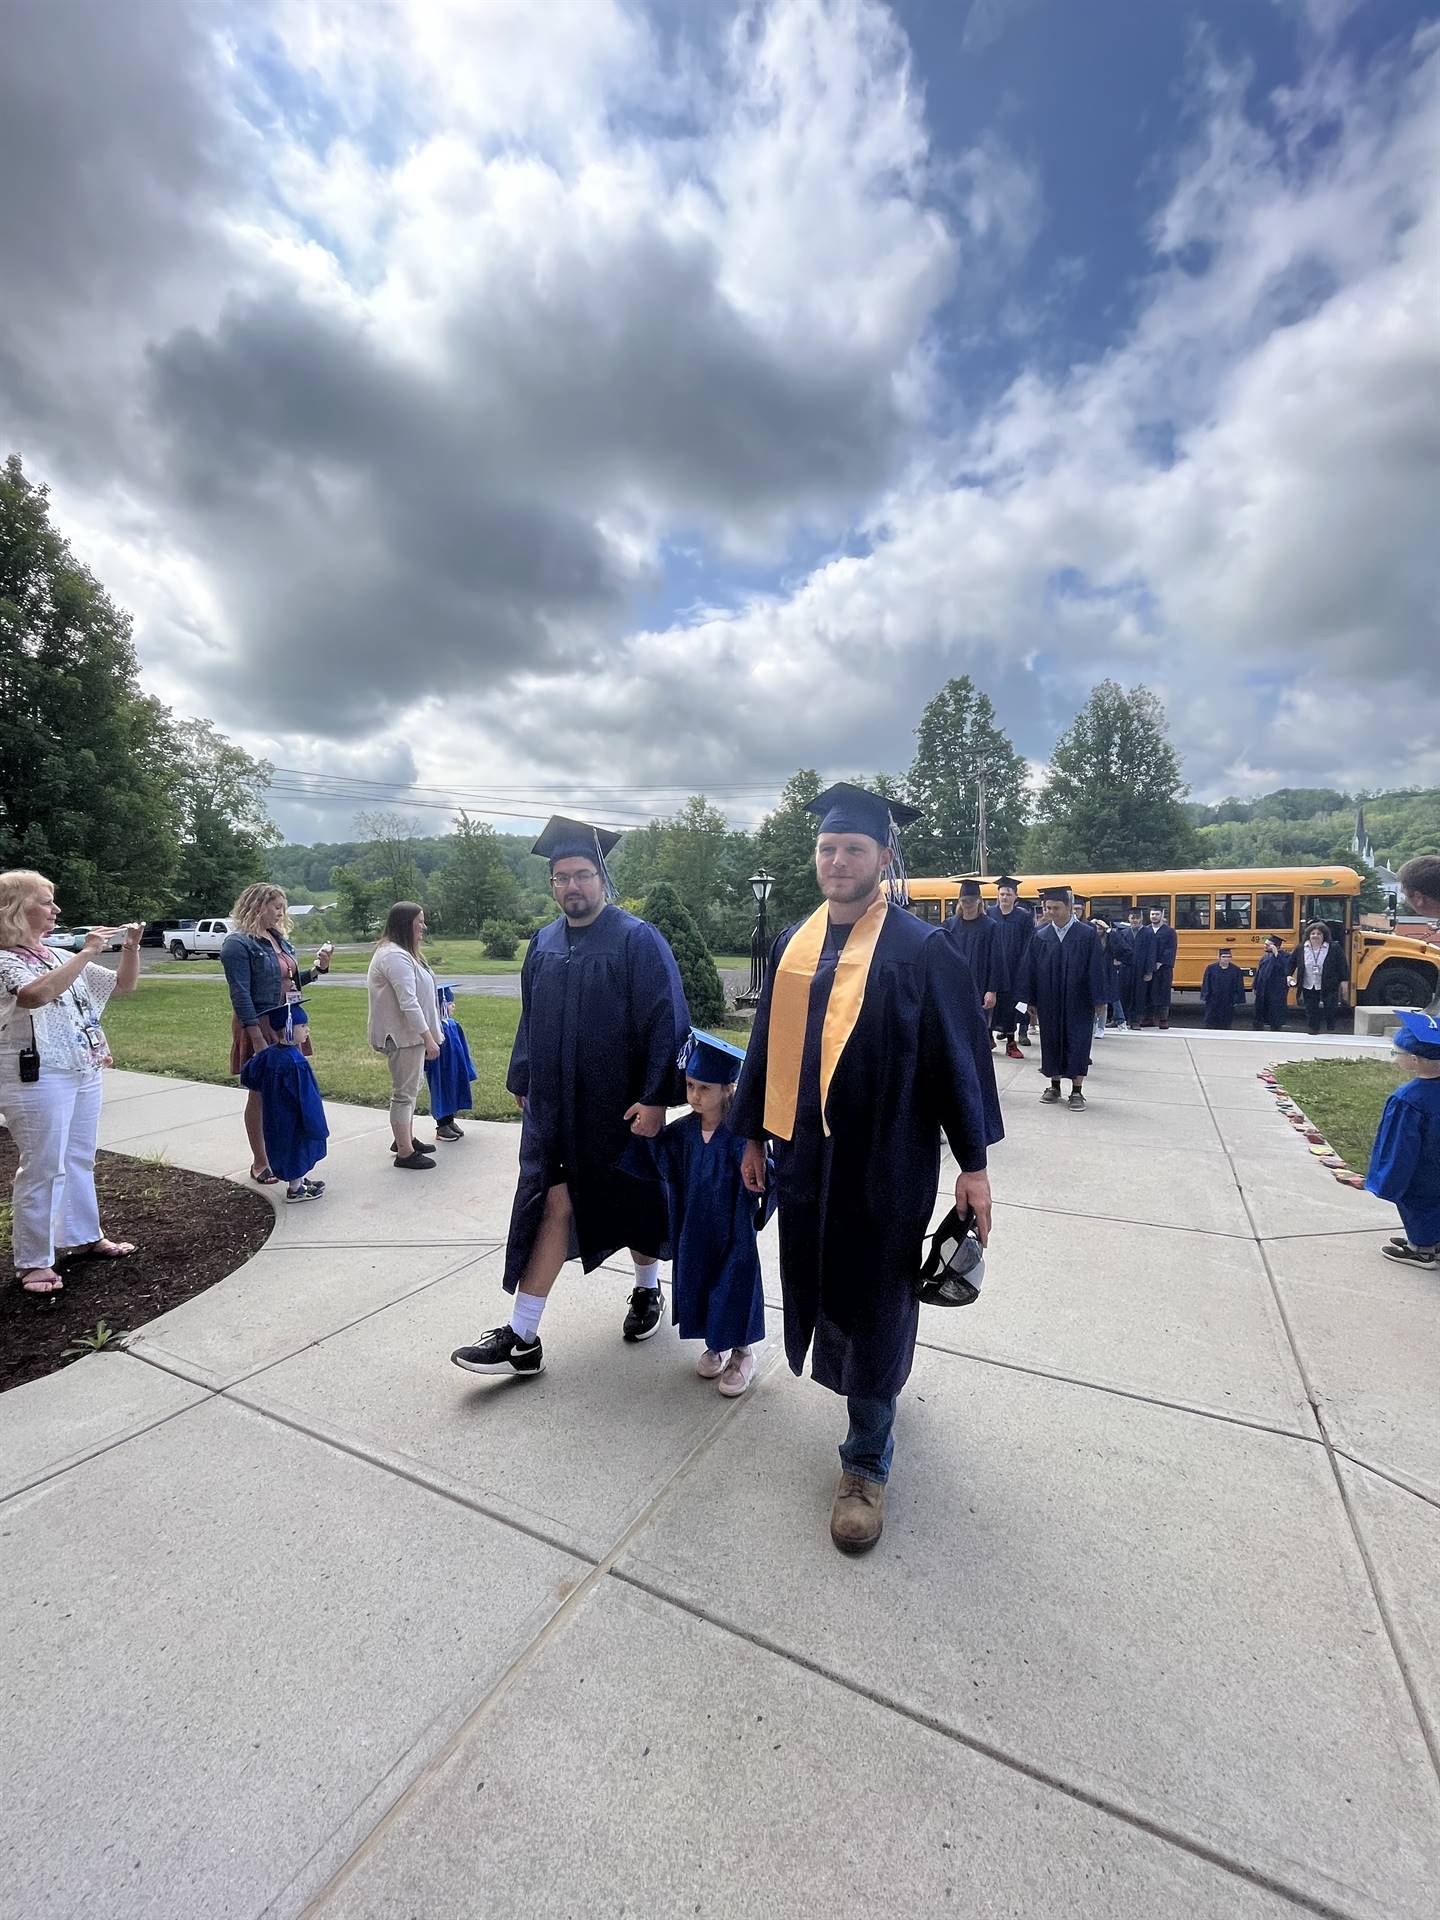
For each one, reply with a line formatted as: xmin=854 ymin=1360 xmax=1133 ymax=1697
xmin=610 ymin=1568 xmax=1367 ymax=1920
xmin=1327 ymin=1449 xmax=1440 ymax=1514
xmin=988 ymin=1197 xmax=1256 ymax=1241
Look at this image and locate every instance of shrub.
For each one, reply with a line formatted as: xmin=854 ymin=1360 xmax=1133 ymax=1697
xmin=480 ymin=920 xmax=519 ymax=960
xmin=641 ymin=881 xmax=726 ymax=1027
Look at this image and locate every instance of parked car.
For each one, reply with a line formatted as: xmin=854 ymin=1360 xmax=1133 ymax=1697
xmin=43 ymin=928 xmax=78 ymax=952
xmin=49 ymin=925 xmax=126 ymax=953
xmin=140 ymin=920 xmax=182 ymax=948
xmin=162 ymin=916 xmax=236 ymax=959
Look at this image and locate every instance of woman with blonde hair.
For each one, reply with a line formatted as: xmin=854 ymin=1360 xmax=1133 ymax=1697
xmin=0 ymin=869 xmax=143 ymax=1295
xmin=220 ymin=883 xmax=332 ymax=1190
xmin=366 ymin=901 xmax=443 ymax=1169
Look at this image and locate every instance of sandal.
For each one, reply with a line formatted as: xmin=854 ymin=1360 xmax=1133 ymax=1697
xmin=57 ymin=1238 xmax=136 ymax=1264
xmin=250 ymin=1167 xmax=280 ymax=1185
xmin=17 ymin=1268 xmax=64 ymax=1296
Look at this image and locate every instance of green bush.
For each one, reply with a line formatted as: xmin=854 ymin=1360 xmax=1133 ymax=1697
xmin=641 ymin=881 xmax=726 ymax=1027
xmin=480 ymin=920 xmax=519 ymax=960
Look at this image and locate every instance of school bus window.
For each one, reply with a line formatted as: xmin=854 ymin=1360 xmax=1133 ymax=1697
xmin=1256 ymin=892 xmax=1294 ymax=930
xmin=1136 ymin=894 xmax=1170 ymax=916
xmin=1215 ymin=893 xmax=1253 ymax=930
xmin=1302 ymin=896 xmax=1348 ymax=931
xmin=1090 ymin=896 xmax=1131 ymax=921
xmin=911 ymin=899 xmax=945 ymax=924
xmin=1174 ymin=894 xmax=1210 ymax=930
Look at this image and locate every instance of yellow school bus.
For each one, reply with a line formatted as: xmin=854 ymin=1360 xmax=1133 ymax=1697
xmin=907 ymin=866 xmax=1438 ymax=1005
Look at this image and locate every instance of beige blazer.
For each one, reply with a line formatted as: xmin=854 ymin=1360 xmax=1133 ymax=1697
xmin=366 ymin=944 xmax=444 ymax=1051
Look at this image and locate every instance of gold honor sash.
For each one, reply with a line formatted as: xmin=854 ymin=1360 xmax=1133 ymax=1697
xmin=763 ymin=894 xmax=887 ymax=1141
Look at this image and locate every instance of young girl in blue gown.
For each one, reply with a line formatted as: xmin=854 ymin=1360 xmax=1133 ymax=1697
xmin=1365 ymin=1009 xmax=1440 ymax=1268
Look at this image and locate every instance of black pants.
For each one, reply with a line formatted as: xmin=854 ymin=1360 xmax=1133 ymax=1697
xmin=1301 ymin=988 xmax=1339 ymax=1035
xmin=995 ymin=1003 xmax=1030 ymax=1043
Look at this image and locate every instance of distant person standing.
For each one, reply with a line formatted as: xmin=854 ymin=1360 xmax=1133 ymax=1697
xmin=1251 ymin=935 xmax=1290 ymax=1031
xmin=1146 ymin=909 xmax=1177 ymax=1028
xmin=1289 ymin=922 xmax=1345 ymax=1035
xmin=942 ymin=880 xmax=1003 ymax=1042
xmin=1200 ymin=949 xmax=1247 ymax=1029
xmin=1396 ymin=857 xmax=1440 ymax=1015
xmin=366 ymin=902 xmax=444 ymax=1168
xmin=987 ymin=876 xmax=1034 ymax=1059
xmin=1124 ymin=908 xmax=1154 ymax=1031
xmin=1105 ymin=915 xmax=1135 ymax=1031
xmin=1016 ymin=887 xmax=1110 ymax=1109
xmin=222 ymin=884 xmax=333 ymax=1186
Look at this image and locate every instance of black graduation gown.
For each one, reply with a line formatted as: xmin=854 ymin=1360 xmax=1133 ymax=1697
xmin=1108 ymin=923 xmax=1135 ymax=1010
xmin=729 ymin=904 xmax=1002 ymax=1401
xmin=503 ymin=906 xmax=689 ymax=1291
xmin=941 ymin=910 xmax=1005 ymax=1006
xmin=1017 ymin=919 xmax=1110 ymax=1078
xmin=1251 ymin=951 xmax=1290 ymax=1028
xmin=642 ymin=1113 xmax=774 ymax=1351
xmin=1149 ymin=923 xmax=1178 ymax=1014
xmin=1200 ymin=962 xmax=1247 ymax=1028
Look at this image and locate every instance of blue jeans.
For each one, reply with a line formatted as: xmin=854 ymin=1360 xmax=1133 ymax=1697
xmin=840 ymin=1394 xmax=897 ymax=1485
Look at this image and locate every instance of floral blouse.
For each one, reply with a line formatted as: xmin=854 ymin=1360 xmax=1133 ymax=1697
xmin=0 ymin=947 xmax=118 ymax=1073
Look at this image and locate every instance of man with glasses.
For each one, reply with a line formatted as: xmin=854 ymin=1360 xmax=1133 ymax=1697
xmin=451 ymin=817 xmax=689 ymax=1378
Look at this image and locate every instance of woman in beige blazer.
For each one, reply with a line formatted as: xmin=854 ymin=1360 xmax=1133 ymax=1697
xmin=367 ymin=902 xmax=444 ymax=1168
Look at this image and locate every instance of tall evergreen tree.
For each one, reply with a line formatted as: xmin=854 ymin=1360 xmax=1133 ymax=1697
xmin=0 ymin=454 xmax=180 ymax=917
xmin=904 ymin=677 xmax=1029 ymax=876
xmin=1027 ymin=680 xmax=1197 ymax=870
xmin=641 ymin=880 xmax=726 ymax=1026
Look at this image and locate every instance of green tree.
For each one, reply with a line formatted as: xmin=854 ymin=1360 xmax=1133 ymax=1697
xmin=904 ymin=677 xmax=1029 ymax=876
xmin=331 ymin=863 xmax=379 ymax=937
xmin=355 ymin=810 xmax=421 ymax=903
xmin=642 ymin=879 xmax=726 ymax=1027
xmin=1027 ymin=681 xmax=1197 ymax=870
xmin=752 ymin=769 xmax=822 ymax=929
xmin=439 ymin=811 xmax=522 ymax=933
xmin=169 ymin=717 xmax=280 ymax=914
xmin=0 ymin=453 xmax=180 ymax=918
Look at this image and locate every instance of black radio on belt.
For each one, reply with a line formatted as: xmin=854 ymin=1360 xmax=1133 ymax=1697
xmin=18 ymin=1043 xmax=40 ymax=1083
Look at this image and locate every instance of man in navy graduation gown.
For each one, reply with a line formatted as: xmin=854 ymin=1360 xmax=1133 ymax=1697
xmin=1105 ymin=915 xmax=1135 ymax=1030
xmin=942 ymin=879 xmax=1003 ymax=1041
xmin=451 ymin=817 xmax=689 ymax=1380
xmin=1200 ymin=948 xmax=1248 ymax=1028
xmin=1124 ymin=907 xmax=1155 ymax=1031
xmin=1146 ymin=907 xmax=1178 ymax=1027
xmin=1016 ymin=886 xmax=1110 ymax=1109
xmin=730 ymin=784 xmax=1002 ymax=1558
xmin=987 ymin=875 xmax=1034 ymax=1059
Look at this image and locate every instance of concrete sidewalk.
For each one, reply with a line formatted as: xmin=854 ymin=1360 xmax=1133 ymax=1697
xmin=2 ymin=1033 xmax=1437 ymax=1919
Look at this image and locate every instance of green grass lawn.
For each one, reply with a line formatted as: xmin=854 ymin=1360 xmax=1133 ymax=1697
xmin=149 ymin=939 xmax=527 ymax=977
xmin=104 ymin=983 xmax=525 ymax=1121
xmin=1273 ymin=1057 xmax=1406 ymax=1173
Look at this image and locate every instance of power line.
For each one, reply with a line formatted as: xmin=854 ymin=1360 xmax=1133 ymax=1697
xmin=265 ymin=780 xmax=772 ymax=834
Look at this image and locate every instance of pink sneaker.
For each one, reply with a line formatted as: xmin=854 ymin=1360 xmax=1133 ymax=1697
xmin=718 ymin=1348 xmax=756 ymax=1397
xmin=696 ymin=1349 xmax=726 ymax=1380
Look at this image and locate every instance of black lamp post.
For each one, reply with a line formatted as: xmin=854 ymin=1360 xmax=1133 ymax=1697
xmin=737 ymin=869 xmax=774 ymax=1008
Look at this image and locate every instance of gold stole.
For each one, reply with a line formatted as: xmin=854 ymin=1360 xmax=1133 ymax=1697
xmin=763 ymin=894 xmax=888 ymax=1141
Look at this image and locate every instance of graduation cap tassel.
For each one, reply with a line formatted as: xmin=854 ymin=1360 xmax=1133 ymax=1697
xmin=595 ymin=838 xmax=619 ymax=904
xmin=886 ymin=824 xmax=910 ymax=908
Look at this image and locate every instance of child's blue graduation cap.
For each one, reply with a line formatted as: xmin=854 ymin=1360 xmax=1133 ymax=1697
xmin=679 ymin=1028 xmax=746 ymax=1085
xmin=437 ymin=982 xmax=458 ymax=1005
xmin=1394 ymin=1009 xmax=1440 ymax=1059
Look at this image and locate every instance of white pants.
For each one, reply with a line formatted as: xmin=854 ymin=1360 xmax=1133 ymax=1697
xmin=0 ymin=1064 xmax=104 ymax=1273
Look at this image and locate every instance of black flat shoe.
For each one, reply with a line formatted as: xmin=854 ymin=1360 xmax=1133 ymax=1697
xmin=435 ymin=1122 xmax=464 ymax=1142
xmin=391 ymin=1139 xmax=435 ymax=1153
xmin=393 ymin=1150 xmax=436 ymax=1170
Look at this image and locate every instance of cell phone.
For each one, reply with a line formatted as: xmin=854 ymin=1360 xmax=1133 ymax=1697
xmin=19 ymin=1045 xmax=40 ymax=1083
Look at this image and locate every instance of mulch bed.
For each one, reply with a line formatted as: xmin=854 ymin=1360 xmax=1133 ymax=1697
xmin=1 ymin=1132 xmax=274 ymax=1394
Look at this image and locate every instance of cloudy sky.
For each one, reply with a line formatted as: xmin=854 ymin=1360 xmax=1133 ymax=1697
xmin=3 ymin=0 xmax=1437 ymax=843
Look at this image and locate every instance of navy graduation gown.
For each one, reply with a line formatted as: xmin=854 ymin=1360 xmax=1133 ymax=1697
xmin=239 ymin=1044 xmax=328 ymax=1181
xmin=1108 ymin=922 xmax=1136 ymax=1011
xmin=1251 ymin=952 xmax=1290 ymax=1028
xmin=1200 ymin=962 xmax=1247 ymax=1029
xmin=503 ymin=906 xmax=689 ymax=1291
xmin=1017 ymin=920 xmax=1110 ymax=1079
xmin=729 ymin=904 xmax=1002 ymax=1400
xmin=942 ymin=911 xmax=1005 ymax=1006
xmin=987 ymin=902 xmax=1034 ymax=998
xmin=644 ymin=1112 xmax=773 ymax=1351
xmin=1365 ymin=1077 xmax=1440 ymax=1246
xmin=424 ymin=1014 xmax=477 ymax=1117
xmin=1149 ymin=923 xmax=1178 ymax=1015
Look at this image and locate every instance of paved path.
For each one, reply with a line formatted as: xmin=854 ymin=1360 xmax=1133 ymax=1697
xmin=2 ymin=1032 xmax=1437 ymax=1918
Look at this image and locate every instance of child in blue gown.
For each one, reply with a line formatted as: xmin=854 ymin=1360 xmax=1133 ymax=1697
xmin=1365 ymin=1009 xmax=1440 ymax=1268
xmin=647 ymin=1030 xmax=774 ymax=1396
xmin=424 ymin=984 xmax=478 ymax=1143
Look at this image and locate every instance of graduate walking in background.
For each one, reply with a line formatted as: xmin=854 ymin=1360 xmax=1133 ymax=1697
xmin=451 ymin=816 xmax=689 ymax=1379
xmin=1200 ymin=949 xmax=1248 ymax=1029
xmin=637 ymin=1030 xmax=773 ymax=1397
xmin=943 ymin=879 xmax=1004 ymax=1043
xmin=1251 ymin=935 xmax=1291 ymax=1030
xmin=1016 ymin=886 xmax=1110 ymax=1109
xmin=1124 ymin=908 xmax=1154 ymax=1032
xmin=1146 ymin=908 xmax=1177 ymax=1028
xmin=731 ymin=785 xmax=1002 ymax=1557
xmin=1365 ymin=1010 xmax=1440 ymax=1268
xmin=1105 ymin=915 xmax=1135 ymax=1031
xmin=987 ymin=876 xmax=1034 ymax=1060
xmin=424 ymin=984 xmax=477 ymax=1141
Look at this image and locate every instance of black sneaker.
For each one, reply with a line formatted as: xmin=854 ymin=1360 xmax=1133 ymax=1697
xmin=622 ymin=1285 xmax=665 ymax=1342
xmin=450 ymin=1325 xmax=546 ymax=1375
xmin=435 ymin=1121 xmax=464 ymax=1142
xmin=1381 ymin=1241 xmax=1436 ymax=1268
xmin=1068 ymin=1089 xmax=1087 ymax=1110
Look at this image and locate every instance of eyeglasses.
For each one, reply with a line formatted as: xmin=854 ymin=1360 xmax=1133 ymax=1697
xmin=551 ymin=870 xmax=599 ymax=888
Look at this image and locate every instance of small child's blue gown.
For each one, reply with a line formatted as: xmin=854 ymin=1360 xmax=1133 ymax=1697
xmin=1365 ymin=1076 xmax=1440 ymax=1247
xmin=647 ymin=1113 xmax=774 ymax=1351
xmin=425 ymin=1013 xmax=477 ymax=1119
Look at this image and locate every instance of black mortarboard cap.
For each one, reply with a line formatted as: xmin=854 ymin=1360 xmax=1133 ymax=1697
xmin=995 ymin=875 xmax=1022 ymax=890
xmin=1218 ymin=947 xmax=1232 ymax=956
xmin=958 ymin=878 xmax=982 ymax=898
xmin=804 ymin=783 xmax=921 ymax=842
xmin=1038 ymin=885 xmax=1071 ymax=903
xmin=532 ymin=815 xmax=622 ymax=866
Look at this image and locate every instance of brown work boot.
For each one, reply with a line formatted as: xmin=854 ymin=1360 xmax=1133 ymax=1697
xmin=830 ymin=1472 xmax=885 ymax=1555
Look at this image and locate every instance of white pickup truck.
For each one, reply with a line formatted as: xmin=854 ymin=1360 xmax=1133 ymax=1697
xmin=162 ymin=916 xmax=236 ymax=959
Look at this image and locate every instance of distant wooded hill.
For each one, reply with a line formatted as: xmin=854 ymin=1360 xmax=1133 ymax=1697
xmin=1185 ymin=787 xmax=1438 ymax=871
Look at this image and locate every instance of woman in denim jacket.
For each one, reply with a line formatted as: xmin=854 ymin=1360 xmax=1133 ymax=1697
xmin=221 ymin=884 xmax=331 ymax=1184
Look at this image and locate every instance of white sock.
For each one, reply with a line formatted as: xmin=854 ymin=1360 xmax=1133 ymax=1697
xmin=633 ymin=1261 xmax=661 ymax=1291
xmin=509 ymin=1292 xmax=546 ymax=1344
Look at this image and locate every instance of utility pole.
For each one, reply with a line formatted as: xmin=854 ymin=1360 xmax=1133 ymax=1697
xmin=976 ymin=773 xmax=989 ymax=877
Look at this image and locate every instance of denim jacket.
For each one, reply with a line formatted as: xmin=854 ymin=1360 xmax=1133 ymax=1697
xmin=220 ymin=931 xmax=317 ymax=1028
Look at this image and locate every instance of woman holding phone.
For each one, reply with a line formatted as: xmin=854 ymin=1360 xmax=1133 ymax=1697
xmin=0 ymin=869 xmax=143 ymax=1296
xmin=220 ymin=884 xmax=332 ymax=1184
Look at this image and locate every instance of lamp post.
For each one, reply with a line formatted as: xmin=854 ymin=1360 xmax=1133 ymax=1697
xmin=737 ymin=869 xmax=774 ymax=1008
